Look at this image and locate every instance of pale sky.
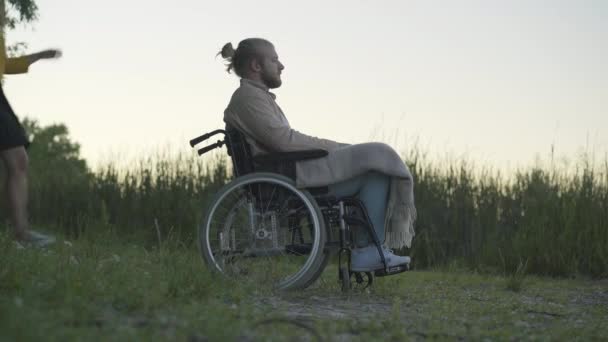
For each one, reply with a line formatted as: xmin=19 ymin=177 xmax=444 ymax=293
xmin=4 ymin=0 xmax=607 ymax=170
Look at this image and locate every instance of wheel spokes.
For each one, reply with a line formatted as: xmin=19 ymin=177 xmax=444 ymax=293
xmin=203 ymin=177 xmax=322 ymax=289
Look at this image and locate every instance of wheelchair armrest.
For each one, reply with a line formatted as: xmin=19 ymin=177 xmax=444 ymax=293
xmin=252 ymin=149 xmax=328 ymax=164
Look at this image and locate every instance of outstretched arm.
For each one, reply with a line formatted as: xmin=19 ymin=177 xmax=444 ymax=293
xmin=23 ymin=49 xmax=62 ymax=64
xmin=5 ymin=49 xmax=62 ymax=74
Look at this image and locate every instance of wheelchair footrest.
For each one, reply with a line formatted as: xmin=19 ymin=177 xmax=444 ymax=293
xmin=374 ymin=263 xmax=409 ymax=277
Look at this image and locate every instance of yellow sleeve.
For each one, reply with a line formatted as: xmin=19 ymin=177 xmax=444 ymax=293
xmin=4 ymin=56 xmax=30 ymax=74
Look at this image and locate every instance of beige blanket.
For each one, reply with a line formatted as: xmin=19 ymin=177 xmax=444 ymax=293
xmin=296 ymin=142 xmax=416 ymax=249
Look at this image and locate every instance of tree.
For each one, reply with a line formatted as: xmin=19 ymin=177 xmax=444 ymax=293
xmin=2 ymin=0 xmax=38 ymax=55
xmin=4 ymin=0 xmax=38 ymax=29
xmin=21 ymin=118 xmax=89 ymax=174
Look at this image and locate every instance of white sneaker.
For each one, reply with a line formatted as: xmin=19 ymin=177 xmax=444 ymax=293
xmin=16 ymin=230 xmax=56 ymax=248
xmin=351 ymin=245 xmax=410 ymax=272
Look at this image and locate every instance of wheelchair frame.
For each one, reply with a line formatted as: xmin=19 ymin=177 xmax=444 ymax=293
xmin=190 ymin=127 xmax=408 ymax=291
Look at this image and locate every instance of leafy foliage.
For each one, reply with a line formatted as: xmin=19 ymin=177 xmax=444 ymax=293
xmin=4 ymin=0 xmax=38 ymax=29
xmin=17 ymin=119 xmax=91 ymax=234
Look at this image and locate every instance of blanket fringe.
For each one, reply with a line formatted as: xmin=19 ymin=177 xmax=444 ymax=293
xmin=385 ymin=203 xmax=417 ymax=249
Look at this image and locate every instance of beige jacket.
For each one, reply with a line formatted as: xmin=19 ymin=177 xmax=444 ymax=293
xmin=224 ymin=79 xmax=416 ymax=248
xmin=224 ymin=79 xmax=343 ymax=155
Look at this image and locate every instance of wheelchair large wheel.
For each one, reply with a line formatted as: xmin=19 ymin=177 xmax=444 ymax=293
xmin=199 ymin=172 xmax=327 ymax=290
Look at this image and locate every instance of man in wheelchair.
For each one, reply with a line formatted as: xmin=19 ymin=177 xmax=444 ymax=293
xmin=214 ymin=38 xmax=416 ymax=275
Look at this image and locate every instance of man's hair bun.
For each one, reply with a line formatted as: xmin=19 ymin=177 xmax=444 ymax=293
xmin=219 ymin=42 xmax=235 ymax=59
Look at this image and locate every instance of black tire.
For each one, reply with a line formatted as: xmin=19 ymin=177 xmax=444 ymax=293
xmin=351 ymin=271 xmax=374 ymax=290
xmin=199 ymin=172 xmax=327 ymax=290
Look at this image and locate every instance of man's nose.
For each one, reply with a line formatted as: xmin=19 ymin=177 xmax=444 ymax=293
xmin=279 ymin=62 xmax=285 ymax=70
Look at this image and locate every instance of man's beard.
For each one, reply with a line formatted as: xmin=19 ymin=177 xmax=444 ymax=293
xmin=262 ymin=71 xmax=282 ymax=89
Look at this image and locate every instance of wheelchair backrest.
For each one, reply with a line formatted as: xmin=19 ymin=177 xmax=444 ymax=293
xmin=225 ymin=127 xmax=255 ymax=177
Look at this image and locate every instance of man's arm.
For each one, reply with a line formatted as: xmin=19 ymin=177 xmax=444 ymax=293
xmin=232 ymin=95 xmax=344 ymax=152
xmin=5 ymin=49 xmax=62 ymax=74
xmin=23 ymin=49 xmax=62 ymax=64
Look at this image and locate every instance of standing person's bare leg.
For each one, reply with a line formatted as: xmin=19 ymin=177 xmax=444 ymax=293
xmin=0 ymin=146 xmax=29 ymax=239
xmin=1 ymin=146 xmax=54 ymax=246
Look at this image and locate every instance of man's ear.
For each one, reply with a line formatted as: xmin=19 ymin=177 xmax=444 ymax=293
xmin=250 ymin=58 xmax=262 ymax=73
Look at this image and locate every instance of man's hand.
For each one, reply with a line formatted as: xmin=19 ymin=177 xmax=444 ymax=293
xmin=37 ymin=49 xmax=62 ymax=59
xmin=26 ymin=49 xmax=62 ymax=64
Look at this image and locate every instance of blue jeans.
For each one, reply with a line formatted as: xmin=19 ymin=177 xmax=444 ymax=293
xmin=328 ymin=171 xmax=390 ymax=247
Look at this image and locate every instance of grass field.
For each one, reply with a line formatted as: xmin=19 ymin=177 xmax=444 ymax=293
xmin=2 ymin=229 xmax=606 ymax=341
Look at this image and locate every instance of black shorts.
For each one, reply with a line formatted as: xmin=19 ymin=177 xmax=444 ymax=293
xmin=0 ymin=85 xmax=30 ymax=151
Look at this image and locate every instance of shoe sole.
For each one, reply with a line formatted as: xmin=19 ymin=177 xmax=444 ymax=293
xmin=374 ymin=264 xmax=410 ymax=277
xmin=351 ymin=261 xmax=410 ymax=273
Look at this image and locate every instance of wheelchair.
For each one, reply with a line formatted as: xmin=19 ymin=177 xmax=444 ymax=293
xmin=190 ymin=127 xmax=409 ymax=291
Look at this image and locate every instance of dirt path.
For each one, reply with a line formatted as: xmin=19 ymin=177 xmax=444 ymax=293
xmin=256 ymin=295 xmax=394 ymax=320
xmin=249 ymin=273 xmax=608 ymax=340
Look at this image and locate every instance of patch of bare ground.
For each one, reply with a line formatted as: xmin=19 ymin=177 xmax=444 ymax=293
xmin=249 ymin=273 xmax=608 ymax=340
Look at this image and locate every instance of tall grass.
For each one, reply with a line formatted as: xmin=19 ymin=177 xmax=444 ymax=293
xmin=408 ymin=149 xmax=608 ymax=277
xmin=86 ymin=152 xmax=229 ymax=242
xmin=2 ymin=149 xmax=229 ymax=243
xmin=2 ymin=138 xmax=607 ymax=278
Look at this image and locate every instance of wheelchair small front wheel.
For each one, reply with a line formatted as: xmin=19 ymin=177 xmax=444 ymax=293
xmin=199 ymin=172 xmax=327 ymax=290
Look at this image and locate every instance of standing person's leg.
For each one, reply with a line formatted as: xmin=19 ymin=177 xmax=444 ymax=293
xmin=0 ymin=85 xmax=54 ymax=247
xmin=0 ymin=146 xmax=30 ymax=238
xmin=1 ymin=147 xmax=55 ymax=247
